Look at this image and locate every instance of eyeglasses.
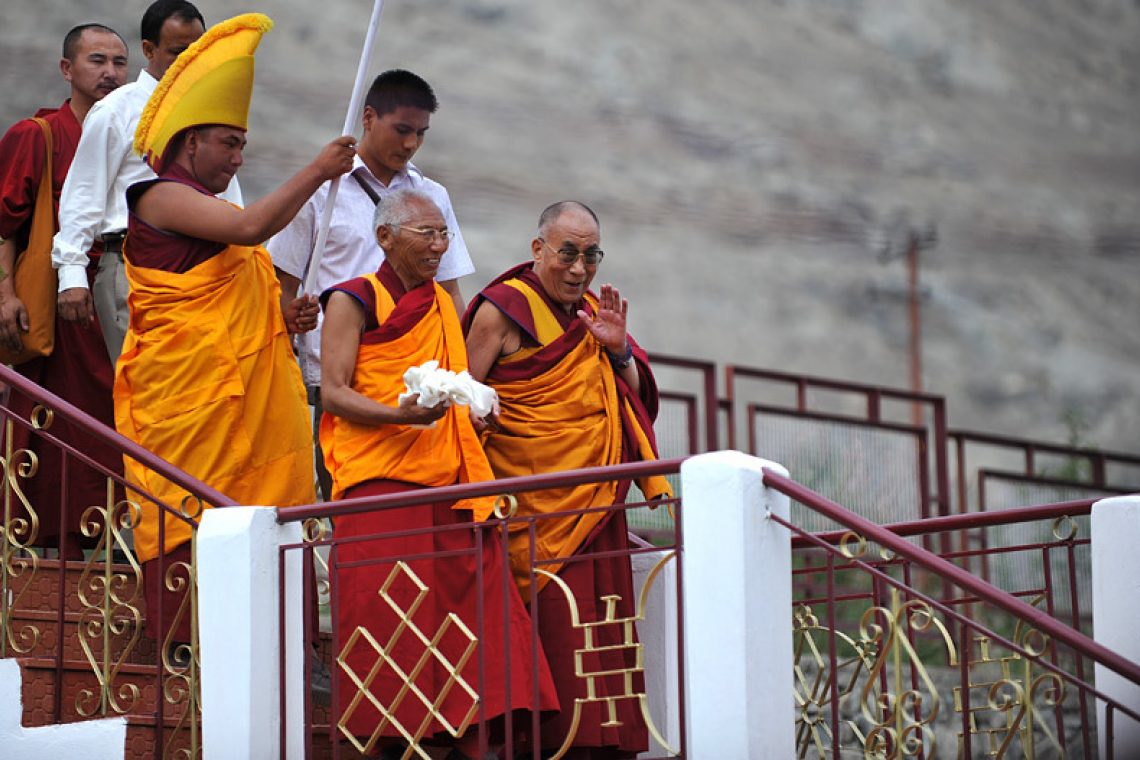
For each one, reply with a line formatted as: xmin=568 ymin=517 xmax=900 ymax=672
xmin=397 ymin=225 xmax=452 ymax=243
xmin=539 ymin=238 xmax=605 ymax=267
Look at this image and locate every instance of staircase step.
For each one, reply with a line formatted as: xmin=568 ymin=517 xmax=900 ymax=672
xmin=18 ymin=657 xmax=194 ymax=726
xmin=5 ymin=558 xmax=177 ymax=666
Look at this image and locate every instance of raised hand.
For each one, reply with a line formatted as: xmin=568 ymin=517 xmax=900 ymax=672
xmin=312 ymin=135 xmax=357 ymax=181
xmin=577 ymin=283 xmax=628 ymax=355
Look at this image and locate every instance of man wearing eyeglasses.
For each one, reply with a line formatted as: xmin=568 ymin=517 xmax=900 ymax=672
xmin=463 ymin=200 xmax=673 ymax=758
xmin=269 ymin=69 xmax=473 ymax=500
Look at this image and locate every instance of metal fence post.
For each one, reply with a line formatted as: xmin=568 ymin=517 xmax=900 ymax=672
xmin=680 ymin=451 xmax=794 ymax=759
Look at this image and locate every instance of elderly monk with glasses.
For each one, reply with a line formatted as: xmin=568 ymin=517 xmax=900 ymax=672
xmin=463 ymin=200 xmax=673 ymax=759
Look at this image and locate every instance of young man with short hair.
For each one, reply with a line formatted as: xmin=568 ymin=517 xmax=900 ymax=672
xmin=0 ymin=23 xmax=129 ymax=558
xmin=52 ymin=0 xmax=242 ymax=363
xmin=270 ymin=68 xmax=475 ymax=499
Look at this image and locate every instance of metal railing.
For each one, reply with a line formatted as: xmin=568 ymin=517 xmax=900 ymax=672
xmin=768 ymin=469 xmax=1140 ymax=758
xmin=0 ymin=363 xmax=234 ymax=759
xmin=276 ymin=458 xmax=687 ymax=760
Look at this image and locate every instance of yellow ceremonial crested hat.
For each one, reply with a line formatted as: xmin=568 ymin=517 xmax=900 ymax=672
xmin=134 ymin=13 xmax=273 ymax=170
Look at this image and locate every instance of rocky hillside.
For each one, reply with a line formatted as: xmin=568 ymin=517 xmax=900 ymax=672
xmin=4 ymin=0 xmax=1138 ymax=452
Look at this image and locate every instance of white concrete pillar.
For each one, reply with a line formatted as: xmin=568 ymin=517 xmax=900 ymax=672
xmin=198 ymin=507 xmax=306 ymax=760
xmin=680 ymin=451 xmax=794 ymax=759
xmin=1091 ymin=494 xmax=1140 ymax=758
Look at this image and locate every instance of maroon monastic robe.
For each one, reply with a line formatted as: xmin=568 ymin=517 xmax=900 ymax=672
xmin=322 ymin=266 xmax=559 ymax=749
xmin=0 ymin=102 xmax=120 ymax=559
xmin=463 ymin=263 xmax=673 ymax=757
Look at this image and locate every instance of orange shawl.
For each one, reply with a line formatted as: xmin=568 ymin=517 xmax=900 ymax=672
xmin=114 ymin=243 xmax=315 ymax=562
xmin=318 ymin=273 xmax=495 ymax=518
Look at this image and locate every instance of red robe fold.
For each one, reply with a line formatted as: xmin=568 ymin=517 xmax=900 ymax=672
xmin=0 ymin=102 xmax=120 ymax=558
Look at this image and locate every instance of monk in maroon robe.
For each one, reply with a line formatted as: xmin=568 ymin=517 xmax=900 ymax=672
xmin=464 ymin=201 xmax=673 ymax=758
xmin=0 ymin=25 xmax=128 ymax=559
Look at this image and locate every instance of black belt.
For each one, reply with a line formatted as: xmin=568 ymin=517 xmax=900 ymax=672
xmin=100 ymin=232 xmax=126 ymax=253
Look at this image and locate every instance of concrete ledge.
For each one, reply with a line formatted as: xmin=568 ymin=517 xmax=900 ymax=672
xmin=0 ymin=658 xmax=126 ymax=759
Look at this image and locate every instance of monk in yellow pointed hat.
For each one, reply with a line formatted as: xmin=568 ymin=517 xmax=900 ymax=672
xmin=114 ymin=12 xmax=356 ymax=642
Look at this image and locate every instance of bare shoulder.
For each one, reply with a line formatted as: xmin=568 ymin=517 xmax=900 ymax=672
xmin=465 ymin=299 xmax=521 ymax=380
xmin=468 ymin=298 xmax=515 ymax=340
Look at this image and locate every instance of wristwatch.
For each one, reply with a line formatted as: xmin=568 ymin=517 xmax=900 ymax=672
xmin=607 ymin=343 xmax=634 ymax=369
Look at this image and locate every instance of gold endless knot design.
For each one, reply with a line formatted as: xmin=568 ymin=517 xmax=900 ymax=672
xmin=338 ymin=561 xmax=479 ymax=759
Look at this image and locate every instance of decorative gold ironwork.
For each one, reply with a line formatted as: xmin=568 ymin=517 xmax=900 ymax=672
xmin=302 ymin=517 xmax=332 ymax=606
xmin=160 ymin=528 xmax=201 ymax=760
xmin=839 ymin=531 xmax=868 ymax=559
xmin=793 ymin=589 xmax=958 ymax=759
xmin=1 ymin=416 xmax=43 ymax=656
xmin=0 ymin=407 xmax=202 ymax=758
xmin=492 ymin=494 xmax=518 ymax=519
xmin=75 ymin=479 xmax=144 ymax=718
xmin=178 ymin=493 xmax=205 ymax=521
xmin=536 ymin=550 xmax=679 ymax=760
xmin=337 ymin=560 xmax=480 ymax=759
xmin=953 ymin=614 xmax=1067 ymax=759
xmin=1051 ymin=515 xmax=1078 ymax=542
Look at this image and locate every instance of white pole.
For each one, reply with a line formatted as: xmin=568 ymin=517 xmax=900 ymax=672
xmin=303 ymin=0 xmax=386 ymax=295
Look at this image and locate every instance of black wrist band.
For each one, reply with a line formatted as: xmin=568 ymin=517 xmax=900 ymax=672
xmin=607 ymin=343 xmax=633 ymax=369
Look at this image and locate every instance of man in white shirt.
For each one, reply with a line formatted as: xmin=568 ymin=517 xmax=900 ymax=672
xmin=269 ymin=69 xmax=474 ymax=499
xmin=52 ymin=0 xmax=242 ymax=362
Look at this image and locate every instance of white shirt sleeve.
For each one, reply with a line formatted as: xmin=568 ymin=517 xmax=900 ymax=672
xmin=267 ymin=195 xmax=318 ymax=281
xmin=433 ymin=186 xmax=475 ymax=283
xmin=52 ymin=100 xmax=126 ymax=292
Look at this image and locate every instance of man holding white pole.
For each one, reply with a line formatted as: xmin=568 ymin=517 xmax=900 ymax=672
xmin=269 ymin=69 xmax=474 ymax=500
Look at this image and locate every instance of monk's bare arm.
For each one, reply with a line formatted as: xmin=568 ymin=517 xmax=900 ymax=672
xmin=320 ymin=292 xmax=448 ymax=427
xmin=439 ymin=278 xmax=465 ymax=316
xmin=276 ymin=268 xmax=301 ymax=315
xmin=465 ymin=301 xmax=519 ymax=383
xmin=134 ymin=137 xmax=355 ymax=246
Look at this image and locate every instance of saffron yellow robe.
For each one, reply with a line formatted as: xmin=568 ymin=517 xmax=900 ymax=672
xmin=318 ymin=271 xmax=495 ymax=516
xmin=114 ymin=242 xmax=315 ymax=562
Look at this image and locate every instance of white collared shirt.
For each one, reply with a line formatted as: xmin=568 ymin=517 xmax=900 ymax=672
xmin=51 ymin=69 xmax=243 ymax=292
xmin=267 ymin=156 xmax=475 ymax=386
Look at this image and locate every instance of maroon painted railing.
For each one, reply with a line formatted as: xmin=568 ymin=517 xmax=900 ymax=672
xmin=646 ymin=353 xmax=720 ymax=453
xmin=0 ymin=363 xmax=236 ymax=759
xmin=795 ymin=495 xmax=1100 ymax=547
xmin=277 ymin=459 xmax=687 ymax=760
xmin=278 ymin=458 xmax=687 ymax=523
xmin=767 ymin=467 xmax=1140 ymax=757
xmin=765 ymin=469 xmax=1140 ymax=686
xmin=950 ymin=428 xmax=1140 ymax=513
xmin=724 ymin=364 xmax=952 ymax=556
